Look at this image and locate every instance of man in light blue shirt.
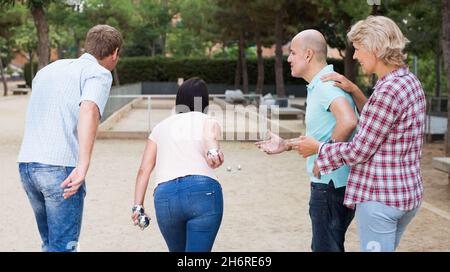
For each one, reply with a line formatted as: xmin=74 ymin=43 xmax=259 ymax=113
xmin=304 ymin=65 xmax=355 ymax=188
xmin=17 ymin=25 xmax=122 ymax=252
xmin=256 ymin=30 xmax=358 ymax=251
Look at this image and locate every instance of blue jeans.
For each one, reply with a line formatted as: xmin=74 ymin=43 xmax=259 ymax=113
xmin=309 ymin=180 xmax=355 ymax=252
xmin=18 ymin=163 xmax=86 ymax=252
xmin=356 ymin=201 xmax=419 ymax=252
xmin=154 ymin=175 xmax=223 ymax=252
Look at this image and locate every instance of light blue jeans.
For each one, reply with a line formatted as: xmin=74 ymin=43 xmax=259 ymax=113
xmin=154 ymin=175 xmax=223 ymax=252
xmin=356 ymin=201 xmax=419 ymax=252
xmin=19 ymin=163 xmax=86 ymax=252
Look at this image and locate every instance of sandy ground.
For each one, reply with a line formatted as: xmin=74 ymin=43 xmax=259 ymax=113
xmin=1 ymin=93 xmax=449 ymax=252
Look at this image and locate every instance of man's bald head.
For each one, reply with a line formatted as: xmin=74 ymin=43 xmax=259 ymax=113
xmin=292 ymin=29 xmax=328 ymax=63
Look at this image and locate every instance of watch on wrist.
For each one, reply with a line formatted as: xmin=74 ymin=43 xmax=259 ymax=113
xmin=132 ymin=204 xmax=145 ymax=214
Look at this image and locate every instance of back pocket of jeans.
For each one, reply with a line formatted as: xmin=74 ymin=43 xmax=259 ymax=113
xmin=309 ymin=188 xmax=328 ymax=206
xmin=33 ymin=167 xmax=67 ymax=201
xmin=188 ymin=189 xmax=216 ymax=216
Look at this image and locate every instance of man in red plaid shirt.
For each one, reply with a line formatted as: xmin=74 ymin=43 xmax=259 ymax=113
xmin=295 ymin=16 xmax=425 ymax=252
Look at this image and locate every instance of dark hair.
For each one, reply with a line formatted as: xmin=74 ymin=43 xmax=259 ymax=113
xmin=84 ymin=25 xmax=123 ymax=59
xmin=175 ymin=77 xmax=209 ymax=114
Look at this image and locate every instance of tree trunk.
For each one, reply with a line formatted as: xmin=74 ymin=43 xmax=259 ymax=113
xmin=31 ymin=5 xmax=50 ymax=71
xmin=256 ymin=31 xmax=264 ymax=94
xmin=160 ymin=0 xmax=169 ymax=56
xmin=0 ymin=58 xmax=7 ymax=96
xmin=343 ymin=15 xmax=357 ymax=83
xmin=435 ymin=48 xmax=441 ymax=97
xmin=151 ymin=42 xmax=155 ymax=57
xmin=113 ymin=68 xmax=120 ymax=86
xmin=274 ymin=10 xmax=285 ymax=97
xmin=29 ymin=51 xmax=34 ymax=83
xmin=160 ymin=35 xmax=166 ymax=56
xmin=234 ymin=50 xmax=241 ymax=89
xmin=75 ymin=37 xmax=81 ymax=57
xmin=344 ymin=43 xmax=357 ymax=83
xmin=239 ymin=31 xmax=248 ymax=94
xmin=442 ymin=0 xmax=450 ymax=156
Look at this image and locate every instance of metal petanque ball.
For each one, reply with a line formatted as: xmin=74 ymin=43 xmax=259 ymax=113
xmin=138 ymin=214 xmax=150 ymax=229
xmin=132 ymin=205 xmax=150 ymax=230
xmin=237 ymin=165 xmax=242 ymax=170
xmin=226 ymin=166 xmax=232 ymax=172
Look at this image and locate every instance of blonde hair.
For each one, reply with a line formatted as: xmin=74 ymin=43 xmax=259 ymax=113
xmin=84 ymin=25 xmax=123 ymax=59
xmin=347 ymin=16 xmax=409 ymax=67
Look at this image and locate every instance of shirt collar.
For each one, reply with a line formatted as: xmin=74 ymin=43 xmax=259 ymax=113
xmin=374 ymin=66 xmax=409 ymax=89
xmin=79 ymin=53 xmax=99 ymax=64
xmin=307 ymin=64 xmax=334 ymax=91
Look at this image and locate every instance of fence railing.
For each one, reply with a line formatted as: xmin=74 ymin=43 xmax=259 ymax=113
xmin=426 ymin=96 xmax=448 ymax=142
xmin=102 ymin=83 xmax=142 ymax=122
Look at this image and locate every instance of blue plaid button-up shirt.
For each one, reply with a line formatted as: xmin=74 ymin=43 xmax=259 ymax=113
xmin=18 ymin=53 xmax=112 ymax=167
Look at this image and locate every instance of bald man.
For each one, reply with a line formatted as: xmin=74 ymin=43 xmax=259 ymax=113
xmin=256 ymin=30 xmax=357 ymax=252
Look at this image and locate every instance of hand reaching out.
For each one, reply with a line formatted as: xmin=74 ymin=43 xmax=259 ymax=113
xmin=255 ymin=131 xmax=288 ymax=155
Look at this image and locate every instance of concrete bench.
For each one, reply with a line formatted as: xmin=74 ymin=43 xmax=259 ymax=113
xmin=12 ymin=89 xmax=30 ymax=95
xmin=269 ymin=107 xmax=305 ymax=121
xmin=12 ymin=84 xmax=31 ymax=95
xmin=432 ymin=157 xmax=450 ymax=173
xmin=432 ymin=157 xmax=450 ymax=184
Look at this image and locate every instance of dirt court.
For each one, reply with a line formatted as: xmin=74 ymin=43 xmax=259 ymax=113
xmin=1 ymin=93 xmax=449 ymax=252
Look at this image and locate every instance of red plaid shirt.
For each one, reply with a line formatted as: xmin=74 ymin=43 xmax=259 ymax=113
xmin=316 ymin=66 xmax=425 ymax=211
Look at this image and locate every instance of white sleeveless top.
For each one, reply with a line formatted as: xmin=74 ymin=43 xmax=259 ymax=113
xmin=149 ymin=111 xmax=220 ymax=188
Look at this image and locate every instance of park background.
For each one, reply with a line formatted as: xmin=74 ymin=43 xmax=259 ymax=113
xmin=0 ymin=0 xmax=449 ymax=251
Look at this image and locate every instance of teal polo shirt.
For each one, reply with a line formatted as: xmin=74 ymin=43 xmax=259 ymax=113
xmin=305 ymin=65 xmax=356 ymax=188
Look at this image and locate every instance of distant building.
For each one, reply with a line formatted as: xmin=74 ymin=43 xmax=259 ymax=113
xmin=10 ymin=48 xmax=60 ymax=69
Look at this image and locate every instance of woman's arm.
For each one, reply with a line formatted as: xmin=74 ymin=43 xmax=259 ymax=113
xmin=316 ymin=89 xmax=400 ymax=174
xmin=203 ymin=119 xmax=224 ymax=168
xmin=134 ymin=139 xmax=157 ymax=206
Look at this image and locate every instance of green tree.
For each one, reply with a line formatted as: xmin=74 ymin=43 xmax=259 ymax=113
xmin=127 ymin=0 xmax=177 ymax=57
xmin=82 ymin=0 xmax=141 ymax=85
xmin=247 ymin=0 xmax=276 ymax=94
xmin=265 ymin=0 xmax=320 ymax=97
xmin=387 ymin=0 xmax=443 ymax=97
xmin=12 ymin=19 xmax=37 ymax=80
xmin=0 ymin=3 xmax=25 ymax=95
xmin=166 ymin=0 xmax=218 ymax=58
xmin=0 ymin=36 xmax=8 ymax=96
xmin=1 ymin=0 xmax=54 ymax=70
xmin=47 ymin=1 xmax=91 ymax=58
xmin=313 ymin=0 xmax=371 ymax=83
xmin=214 ymin=0 xmax=252 ymax=93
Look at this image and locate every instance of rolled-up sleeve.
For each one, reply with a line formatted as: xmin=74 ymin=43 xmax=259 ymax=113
xmin=80 ymin=69 xmax=113 ymax=118
xmin=316 ymin=89 xmax=400 ymax=174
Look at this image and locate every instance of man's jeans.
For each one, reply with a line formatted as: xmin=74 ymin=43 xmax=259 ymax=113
xmin=309 ymin=180 xmax=355 ymax=252
xmin=356 ymin=201 xmax=419 ymax=252
xmin=19 ymin=163 xmax=86 ymax=252
xmin=154 ymin=175 xmax=223 ymax=252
